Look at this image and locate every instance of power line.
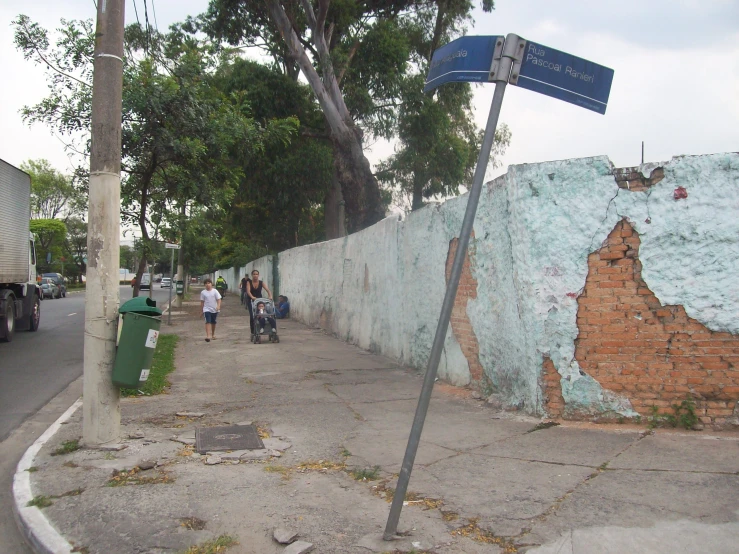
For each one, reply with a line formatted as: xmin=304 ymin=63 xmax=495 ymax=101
xmin=132 ymin=0 xmax=141 ymax=28
xmin=151 ymin=0 xmax=159 ymax=32
xmin=143 ymin=0 xmax=152 ymax=53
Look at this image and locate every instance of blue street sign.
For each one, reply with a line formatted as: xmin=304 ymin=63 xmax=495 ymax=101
xmin=424 ymin=35 xmax=501 ymax=93
xmin=514 ymin=40 xmax=614 ymax=114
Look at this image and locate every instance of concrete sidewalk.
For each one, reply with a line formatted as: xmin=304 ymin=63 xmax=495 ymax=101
xmin=16 ymin=294 xmax=739 ymax=553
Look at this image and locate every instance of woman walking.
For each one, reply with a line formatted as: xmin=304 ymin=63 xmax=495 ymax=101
xmin=245 ymin=269 xmax=272 ymax=333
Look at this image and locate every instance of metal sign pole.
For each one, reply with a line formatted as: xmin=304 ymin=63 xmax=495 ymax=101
xmin=168 ymin=248 xmax=174 ymax=325
xmin=383 ymin=33 xmax=522 ymax=541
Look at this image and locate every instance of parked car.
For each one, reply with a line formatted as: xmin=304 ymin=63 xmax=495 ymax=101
xmin=139 ymin=273 xmax=152 ymax=290
xmin=42 ymin=273 xmax=67 ymax=298
xmin=41 ymin=278 xmax=60 ymax=299
xmin=161 ymin=277 xmax=171 ymax=288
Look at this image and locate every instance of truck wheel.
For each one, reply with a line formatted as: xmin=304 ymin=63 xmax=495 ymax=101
xmin=1 ymin=300 xmax=15 ymax=342
xmin=29 ymin=296 xmax=40 ymax=332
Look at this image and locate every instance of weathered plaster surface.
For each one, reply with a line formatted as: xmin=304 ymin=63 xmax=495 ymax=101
xmin=221 ymin=153 xmax=738 ymax=417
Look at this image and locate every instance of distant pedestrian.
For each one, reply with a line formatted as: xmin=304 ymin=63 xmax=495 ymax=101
xmin=245 ymin=269 xmax=272 ymax=333
xmin=275 ymin=295 xmax=290 ymax=319
xmin=200 ymin=278 xmax=222 ymax=342
xmin=215 ymin=276 xmax=228 ymax=298
xmin=239 ymin=274 xmax=248 ymax=306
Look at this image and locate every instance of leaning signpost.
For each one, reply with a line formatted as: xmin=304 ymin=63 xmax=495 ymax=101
xmin=384 ymin=33 xmax=614 ymax=540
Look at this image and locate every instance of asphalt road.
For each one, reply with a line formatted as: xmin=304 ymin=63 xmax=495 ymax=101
xmin=0 ymin=284 xmax=173 ymax=554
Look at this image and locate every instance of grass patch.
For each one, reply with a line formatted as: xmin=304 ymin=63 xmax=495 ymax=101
xmin=26 ymin=466 xmax=38 ymax=473
xmin=27 ymin=495 xmax=53 ymax=508
xmin=183 ymin=534 xmax=237 ymax=554
xmin=51 ymin=439 xmax=80 ymax=456
xmin=106 ymin=467 xmax=173 ymax=487
xmin=349 ymin=466 xmax=381 ymax=481
xmin=121 ymin=334 xmax=179 ymax=397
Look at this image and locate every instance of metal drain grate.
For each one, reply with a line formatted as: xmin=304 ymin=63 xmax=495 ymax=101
xmin=195 ymin=424 xmax=264 ymax=453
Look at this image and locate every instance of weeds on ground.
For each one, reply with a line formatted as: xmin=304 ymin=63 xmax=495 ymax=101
xmin=51 ymin=439 xmax=80 ymax=456
xmin=26 ymin=466 xmax=38 ymax=472
xmin=374 ymin=483 xmax=443 ymax=509
xmin=27 ymin=495 xmax=53 ymax=508
xmin=183 ymin=534 xmax=237 ymax=554
xmin=121 ymin=334 xmax=179 ymax=397
xmin=648 ymin=396 xmax=699 ymax=430
xmin=340 ymin=447 xmax=351 ymax=458
xmin=349 ymin=466 xmax=381 ymax=481
xmin=451 ymin=519 xmax=518 ymax=552
xmin=180 ymin=517 xmax=207 ymax=530
xmin=106 ymin=467 xmax=173 ymax=486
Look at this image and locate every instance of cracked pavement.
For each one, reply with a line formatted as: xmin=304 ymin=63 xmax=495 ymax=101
xmin=22 ymin=294 xmax=739 ymax=553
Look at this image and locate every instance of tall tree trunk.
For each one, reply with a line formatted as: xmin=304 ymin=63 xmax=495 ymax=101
xmin=324 ymin=172 xmax=344 ymax=239
xmin=267 ymin=0 xmax=385 ymax=233
xmin=333 ymin=133 xmax=384 ymax=232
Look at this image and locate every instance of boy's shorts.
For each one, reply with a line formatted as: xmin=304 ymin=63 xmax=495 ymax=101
xmin=204 ymin=312 xmax=218 ymax=324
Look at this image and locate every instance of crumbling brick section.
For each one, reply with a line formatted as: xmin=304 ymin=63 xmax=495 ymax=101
xmin=542 ymin=358 xmax=564 ymax=418
xmin=575 ymin=220 xmax=739 ymax=427
xmin=446 ymin=237 xmax=484 ymax=384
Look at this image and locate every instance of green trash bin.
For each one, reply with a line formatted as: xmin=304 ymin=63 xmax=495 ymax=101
xmin=175 ymin=280 xmax=184 ymax=295
xmin=112 ymin=297 xmax=163 ymax=388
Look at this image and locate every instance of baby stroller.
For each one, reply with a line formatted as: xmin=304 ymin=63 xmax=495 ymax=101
xmin=250 ymin=298 xmax=279 ymax=344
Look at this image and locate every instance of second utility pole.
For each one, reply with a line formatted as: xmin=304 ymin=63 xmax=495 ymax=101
xmin=83 ymin=0 xmax=125 ymax=446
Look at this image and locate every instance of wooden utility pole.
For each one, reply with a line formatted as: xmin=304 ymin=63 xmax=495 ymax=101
xmin=83 ymin=0 xmax=125 ymax=445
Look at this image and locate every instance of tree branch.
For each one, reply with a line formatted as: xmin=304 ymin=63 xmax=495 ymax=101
xmin=19 ymin=18 xmax=91 ymax=88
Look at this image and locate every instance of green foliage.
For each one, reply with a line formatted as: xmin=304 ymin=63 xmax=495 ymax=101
xmin=30 ymin=218 xmax=67 ymax=272
xmin=377 ymin=1 xmax=510 ymax=211
xmin=647 ymin=397 xmax=699 ymax=430
xmin=121 ymin=334 xmax=179 ymax=397
xmin=13 ymin=15 xmax=299 ymax=283
xmin=27 ymin=495 xmax=53 ymax=508
xmin=62 ymin=216 xmax=87 ymax=282
xmin=21 ymin=159 xmax=84 ymax=219
xmin=184 ymin=535 xmax=238 ymax=554
xmin=50 ymin=439 xmax=80 ymax=456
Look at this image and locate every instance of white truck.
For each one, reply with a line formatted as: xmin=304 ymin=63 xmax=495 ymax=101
xmin=0 ymin=159 xmax=41 ymax=341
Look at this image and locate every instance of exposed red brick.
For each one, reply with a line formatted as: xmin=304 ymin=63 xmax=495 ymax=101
xmin=446 ymin=236 xmax=484 ymax=384
xmin=574 ymin=220 xmax=739 ymax=427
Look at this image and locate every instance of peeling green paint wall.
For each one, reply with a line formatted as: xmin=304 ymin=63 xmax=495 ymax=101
xmin=219 ymin=153 xmax=739 ymax=417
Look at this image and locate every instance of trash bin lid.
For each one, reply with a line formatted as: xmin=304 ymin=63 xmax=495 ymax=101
xmin=119 ymin=296 xmax=162 ymax=315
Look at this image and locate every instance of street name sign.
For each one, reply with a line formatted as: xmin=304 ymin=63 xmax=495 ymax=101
xmin=165 ymin=243 xmax=180 ymax=249
xmin=424 ymin=35 xmax=501 ymax=93
xmin=513 ymin=40 xmax=614 ymax=114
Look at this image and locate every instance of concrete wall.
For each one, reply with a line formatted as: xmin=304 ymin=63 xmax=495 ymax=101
xmin=214 ymin=256 xmax=274 ymax=298
xmin=219 ymin=153 xmax=739 ymax=425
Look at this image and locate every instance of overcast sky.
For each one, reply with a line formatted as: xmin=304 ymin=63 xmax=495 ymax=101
xmin=1 ymin=0 xmax=737 ymax=183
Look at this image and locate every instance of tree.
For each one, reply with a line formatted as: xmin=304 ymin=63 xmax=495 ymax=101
xmin=120 ymin=245 xmax=136 ymax=271
xmin=30 ymin=219 xmax=67 ymax=273
xmin=377 ymin=0 xmax=509 ymax=211
xmin=201 ymin=0 xmax=417 ymax=235
xmin=21 ymin=159 xmax=83 ymax=219
xmin=13 ymin=16 xmax=299 ymax=295
xmin=216 ymin=59 xmax=333 ymax=251
xmin=63 ymin=217 xmax=87 ymax=283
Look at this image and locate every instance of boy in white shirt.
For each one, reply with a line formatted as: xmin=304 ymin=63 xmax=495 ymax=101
xmin=200 ymin=278 xmax=222 ymax=342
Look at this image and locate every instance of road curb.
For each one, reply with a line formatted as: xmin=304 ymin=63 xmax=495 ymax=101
xmin=12 ymin=399 xmax=82 ymax=554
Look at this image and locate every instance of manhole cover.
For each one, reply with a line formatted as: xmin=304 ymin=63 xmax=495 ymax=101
xmin=195 ymin=424 xmax=264 ymax=453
